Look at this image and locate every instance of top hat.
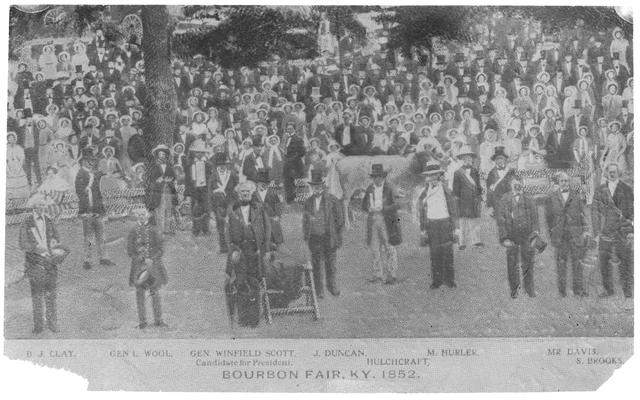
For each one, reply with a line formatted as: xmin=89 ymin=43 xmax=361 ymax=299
xmin=622 ymin=100 xmax=629 ymax=108
xmin=213 ymin=152 xmax=231 ymax=165
xmin=421 ymin=160 xmax=445 ymax=175
xmin=369 ymin=163 xmax=387 ymax=177
xmin=75 ymin=65 xmax=83 ymax=73
xmin=435 ymin=55 xmax=447 ymax=65
xmin=308 ymin=169 xmax=325 ymax=185
xmin=573 ymin=99 xmax=582 ymax=109
xmin=491 ymin=146 xmax=509 ymax=161
xmin=612 ymin=52 xmax=620 ymax=60
xmin=456 ymin=145 xmax=477 ymax=159
xmin=454 ymin=53 xmax=465 ymax=63
xmin=256 ymin=169 xmax=270 ymax=184
xmin=252 ymin=135 xmax=263 ymax=147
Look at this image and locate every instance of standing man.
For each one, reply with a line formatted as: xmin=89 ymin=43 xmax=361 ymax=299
xmin=302 ymin=170 xmax=344 ymax=298
xmin=225 ymin=181 xmax=272 ymax=327
xmin=361 ymin=164 xmax=402 ymax=285
xmin=592 ymin=163 xmax=633 ymax=298
xmin=417 ymin=161 xmax=461 ymax=289
xmin=210 ymin=152 xmax=238 ymax=253
xmin=253 ymin=169 xmax=284 ymax=248
xmin=242 ymin=135 xmax=265 ymax=184
xmin=334 ymin=111 xmax=357 ymax=155
xmin=127 ymin=208 xmax=168 ymax=329
xmin=147 ymin=145 xmax=178 ymax=235
xmin=545 ymin=172 xmax=590 ymax=297
xmin=486 ymin=146 xmax=515 ymax=218
xmin=452 ymin=145 xmax=484 ymax=249
xmin=75 ymin=148 xmax=115 ymax=270
xmin=496 ymin=177 xmax=541 ymax=298
xmin=186 ymin=140 xmax=213 ymax=236
xmin=283 ymin=122 xmax=306 ymax=203
xmin=19 ymin=194 xmax=66 ymax=334
xmin=21 ymin=115 xmax=42 ymax=188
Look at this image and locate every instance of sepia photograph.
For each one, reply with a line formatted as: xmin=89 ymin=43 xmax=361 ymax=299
xmin=2 ymin=2 xmax=635 ymax=392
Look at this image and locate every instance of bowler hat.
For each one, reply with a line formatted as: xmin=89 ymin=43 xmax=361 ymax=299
xmin=435 ymin=55 xmax=447 ymax=65
xmin=308 ymin=169 xmax=325 ymax=185
xmin=370 ymin=163 xmax=387 ymax=177
xmin=491 ymin=146 xmax=508 ymax=161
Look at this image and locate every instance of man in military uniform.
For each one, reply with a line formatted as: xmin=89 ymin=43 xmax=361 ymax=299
xmin=302 ymin=170 xmax=345 ymax=298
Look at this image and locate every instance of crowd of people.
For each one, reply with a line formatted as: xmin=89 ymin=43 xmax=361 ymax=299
xmin=10 ymin=12 xmax=634 ymax=332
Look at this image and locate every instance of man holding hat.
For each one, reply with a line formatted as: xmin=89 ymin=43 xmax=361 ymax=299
xmin=452 ymin=145 xmax=484 ymax=249
xmin=362 ymin=164 xmax=402 ymax=284
xmin=127 ymin=208 xmax=169 ymax=329
xmin=486 ymin=146 xmax=515 ymax=218
xmin=19 ymin=193 xmax=67 ymax=334
xmin=210 ymin=152 xmax=238 ymax=253
xmin=186 ymin=139 xmax=213 ymax=236
xmin=418 ymin=161 xmax=461 ymax=289
xmin=496 ymin=176 xmax=542 ymax=298
xmin=302 ymin=170 xmax=345 ymax=298
xmin=75 ymin=148 xmax=115 ymax=270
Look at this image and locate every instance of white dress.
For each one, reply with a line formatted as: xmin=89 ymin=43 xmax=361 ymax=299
xmin=325 ymin=151 xmax=344 ymax=200
xmin=6 ymin=145 xmax=30 ymax=199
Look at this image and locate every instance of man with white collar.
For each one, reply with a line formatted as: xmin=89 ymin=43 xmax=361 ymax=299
xmin=452 ymin=146 xmax=483 ymax=249
xmin=210 ymin=152 xmax=238 ymax=253
xmin=417 ymin=161 xmax=461 ymax=289
xmin=186 ymin=140 xmax=213 ymax=237
xmin=362 ymin=164 xmax=402 ymax=285
xmin=486 ymin=147 xmax=515 ymax=218
xmin=544 ymin=172 xmax=590 ymax=297
xmin=19 ymin=194 xmax=67 ymax=334
xmin=252 ymin=169 xmax=283 ymax=248
xmin=592 ymin=163 xmax=633 ymax=298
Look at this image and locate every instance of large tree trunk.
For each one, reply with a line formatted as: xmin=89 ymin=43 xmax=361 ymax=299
xmin=141 ymin=5 xmax=177 ymax=154
xmin=140 ymin=5 xmax=177 ymax=206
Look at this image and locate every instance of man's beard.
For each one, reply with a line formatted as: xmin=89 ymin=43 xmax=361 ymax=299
xmin=240 ymin=199 xmax=251 ymax=206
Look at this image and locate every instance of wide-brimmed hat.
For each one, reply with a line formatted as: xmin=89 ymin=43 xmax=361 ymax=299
xmin=370 ymin=163 xmax=387 ymax=177
xmin=152 ymin=144 xmax=170 ymax=157
xmin=456 ymin=145 xmax=477 ymax=159
xmin=608 ymin=120 xmax=621 ymax=130
xmin=26 ymin=192 xmax=56 ymax=209
xmin=308 ymin=169 xmax=325 ymax=185
xmin=102 ymin=145 xmax=115 ymax=157
xmin=193 ymin=110 xmax=208 ymax=123
xmin=172 ymin=142 xmax=185 ymax=153
xmin=421 ymin=160 xmax=445 ymax=175
xmin=491 ymin=146 xmax=509 ymax=161
xmin=85 ymin=116 xmax=100 ymax=128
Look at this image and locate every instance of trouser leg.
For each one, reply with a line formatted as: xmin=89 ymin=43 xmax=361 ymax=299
xmin=83 ymin=218 xmax=95 ymax=263
xmin=309 ymin=239 xmax=325 ymax=295
xmin=556 ymin=245 xmax=569 ymax=296
xmin=150 ymin=288 xmax=163 ymax=324
xmin=387 ymin=246 xmax=398 ymax=279
xmin=598 ymin=241 xmax=614 ymax=294
xmin=521 ymin=244 xmax=535 ymax=296
xmin=570 ymin=245 xmax=586 ymax=295
xmin=284 ymin=174 xmax=296 ymax=203
xmin=460 ymin=218 xmax=470 ymax=246
xmin=369 ymin=221 xmax=383 ymax=279
xmin=24 ymin=149 xmax=33 ymax=186
xmin=30 ymin=279 xmax=44 ymax=332
xmin=617 ymin=242 xmax=633 ymax=297
xmin=136 ymin=288 xmax=147 ymax=325
xmin=443 ymin=244 xmax=455 ymax=285
xmin=325 ymin=246 xmax=338 ymax=293
xmin=468 ymin=218 xmax=481 ymax=245
xmin=94 ymin=217 xmax=105 ymax=260
xmin=214 ymin=208 xmax=227 ymax=251
xmin=44 ymin=274 xmax=57 ymax=330
xmin=430 ymin=244 xmax=443 ymax=287
xmin=507 ymin=245 xmax=520 ymax=295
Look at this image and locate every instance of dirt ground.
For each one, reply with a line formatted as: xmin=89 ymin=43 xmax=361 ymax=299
xmin=4 ymin=204 xmax=633 ymax=339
